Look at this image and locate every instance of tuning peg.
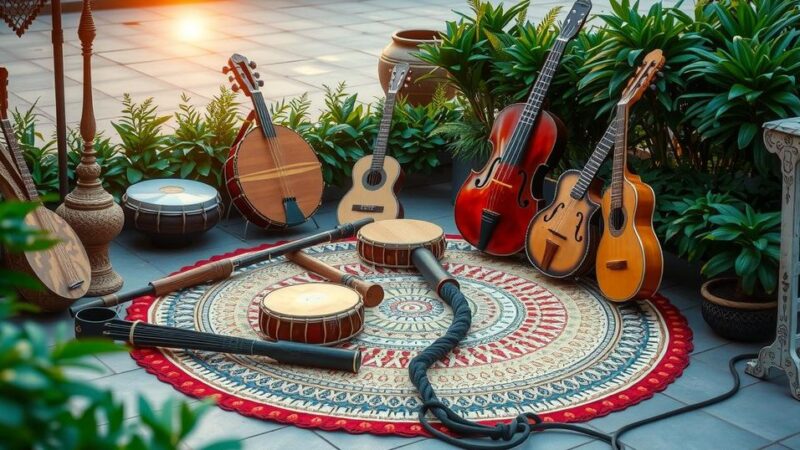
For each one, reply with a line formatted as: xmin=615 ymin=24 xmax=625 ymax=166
xmin=649 ymin=84 xmax=658 ymax=91
xmin=228 ymin=75 xmax=234 ymax=82
xmin=232 ymin=84 xmax=240 ymax=92
xmin=254 ymin=72 xmax=261 ymax=79
xmin=404 ymin=83 xmax=409 ymax=88
xmin=249 ymin=61 xmax=257 ymax=69
xmin=257 ymin=80 xmax=264 ymax=87
xmin=222 ymin=66 xmax=230 ymax=74
xmin=657 ymin=71 xmax=665 ymax=78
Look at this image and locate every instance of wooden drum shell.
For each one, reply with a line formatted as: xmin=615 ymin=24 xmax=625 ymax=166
xmin=258 ymin=283 xmax=364 ymax=346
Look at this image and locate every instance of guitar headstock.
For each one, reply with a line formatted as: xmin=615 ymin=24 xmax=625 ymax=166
xmin=223 ymin=53 xmax=263 ymax=97
xmin=558 ymin=0 xmax=592 ymax=41
xmin=619 ymin=49 xmax=666 ymax=107
xmin=387 ymin=63 xmax=411 ymax=95
xmin=1 ymin=67 xmax=8 ymax=119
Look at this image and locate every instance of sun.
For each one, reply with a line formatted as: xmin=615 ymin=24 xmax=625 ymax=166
xmin=176 ymin=15 xmax=205 ymax=42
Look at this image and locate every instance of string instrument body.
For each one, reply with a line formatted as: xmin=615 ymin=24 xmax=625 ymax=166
xmin=224 ymin=53 xmax=323 ymax=229
xmin=451 ymin=2 xmax=591 ymax=256
xmin=454 ymin=105 xmax=565 ymax=256
xmin=594 ymin=50 xmax=666 ymax=302
xmin=525 ymin=169 xmax=602 ymax=278
xmin=337 ymin=63 xmax=411 ymax=224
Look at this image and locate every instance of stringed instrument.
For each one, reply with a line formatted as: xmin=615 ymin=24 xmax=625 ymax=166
xmin=595 ymin=50 xmax=666 ymax=302
xmin=453 ymin=0 xmax=592 ymax=256
xmin=223 ymin=53 xmax=323 ymax=229
xmin=0 ymin=67 xmax=91 ymax=311
xmin=526 ymin=50 xmax=665 ymax=279
xmin=337 ymin=63 xmax=410 ymax=224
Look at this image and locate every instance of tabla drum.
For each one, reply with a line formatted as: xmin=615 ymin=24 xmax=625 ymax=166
xmin=357 ymin=219 xmax=446 ymax=268
xmin=258 ymin=283 xmax=364 ymax=346
xmin=122 ymin=179 xmax=222 ymax=245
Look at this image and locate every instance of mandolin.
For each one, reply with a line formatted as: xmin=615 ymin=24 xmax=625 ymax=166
xmin=223 ymin=53 xmax=323 ymax=229
xmin=0 ymin=67 xmax=91 ymax=311
xmin=595 ymin=50 xmax=665 ymax=302
xmin=453 ymin=0 xmax=591 ymax=256
xmin=526 ymin=50 xmax=665 ymax=279
xmin=337 ymin=63 xmax=410 ymax=224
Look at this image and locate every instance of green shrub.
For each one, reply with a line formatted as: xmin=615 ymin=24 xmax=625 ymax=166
xmin=11 ymin=103 xmax=60 ymax=198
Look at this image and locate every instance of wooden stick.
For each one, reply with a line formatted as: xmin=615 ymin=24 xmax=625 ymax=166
xmin=286 ymin=251 xmax=384 ymax=307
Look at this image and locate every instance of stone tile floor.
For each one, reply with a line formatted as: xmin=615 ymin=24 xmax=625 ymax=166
xmin=2 ymin=0 xmax=799 ymax=448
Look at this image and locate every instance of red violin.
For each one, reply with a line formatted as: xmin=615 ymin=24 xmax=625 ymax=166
xmin=453 ymin=0 xmax=591 ymax=256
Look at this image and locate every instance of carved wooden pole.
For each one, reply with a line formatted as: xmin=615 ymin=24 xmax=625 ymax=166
xmin=56 ymin=0 xmax=124 ymax=296
xmin=745 ymin=118 xmax=800 ymax=401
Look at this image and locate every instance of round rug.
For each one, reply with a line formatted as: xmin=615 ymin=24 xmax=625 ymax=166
xmin=126 ymin=237 xmax=692 ymax=437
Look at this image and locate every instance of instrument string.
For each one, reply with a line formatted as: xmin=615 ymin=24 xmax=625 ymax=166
xmin=253 ymin=92 xmax=294 ymax=202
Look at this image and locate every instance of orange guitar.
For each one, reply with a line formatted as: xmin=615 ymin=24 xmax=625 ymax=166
xmin=595 ymin=50 xmax=665 ymax=302
xmin=526 ymin=50 xmax=665 ymax=279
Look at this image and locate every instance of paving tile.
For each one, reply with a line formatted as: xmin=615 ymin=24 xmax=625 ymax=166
xmin=316 ymin=50 xmax=380 ymax=68
xmin=185 ymin=408 xmax=286 ymax=448
xmin=762 ymin=444 xmax=792 ymax=450
xmin=94 ymin=350 xmax=141 ymax=375
xmin=586 ymin=393 xmax=685 ymax=433
xmin=658 ymin=281 xmax=702 ymax=311
xmin=344 ymin=21 xmax=401 ymax=35
xmin=63 ymin=355 xmax=116 ymax=382
xmin=659 ymin=355 xmax=753 ymax=404
xmin=314 ymin=429 xmax=423 ymax=450
xmin=92 ymin=368 xmax=194 ymax=419
xmin=692 ymin=341 xmax=773 ymax=388
xmin=782 ymin=433 xmax=800 ymax=450
xmin=680 ymin=306 xmax=730 ymax=354
xmin=242 ymin=426 xmax=336 ymax=450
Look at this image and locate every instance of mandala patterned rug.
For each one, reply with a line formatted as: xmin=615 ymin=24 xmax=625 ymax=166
xmin=126 ymin=237 xmax=693 ymax=437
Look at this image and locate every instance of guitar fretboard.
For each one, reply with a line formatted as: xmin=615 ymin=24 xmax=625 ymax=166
xmin=570 ymin=122 xmax=616 ymax=199
xmin=610 ymin=103 xmax=629 ymax=209
xmin=370 ymin=94 xmax=397 ymax=172
xmin=503 ymin=38 xmax=568 ymax=166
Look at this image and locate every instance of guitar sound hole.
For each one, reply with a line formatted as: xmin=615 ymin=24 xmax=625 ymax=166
xmin=610 ymin=208 xmax=625 ymax=232
xmin=366 ymin=170 xmax=383 ymax=186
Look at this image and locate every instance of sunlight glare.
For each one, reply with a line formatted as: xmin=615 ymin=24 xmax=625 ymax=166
xmin=176 ymin=15 xmax=205 ymax=42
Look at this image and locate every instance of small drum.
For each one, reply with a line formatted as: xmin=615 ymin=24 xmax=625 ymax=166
xmin=123 ymin=179 xmax=222 ymax=245
xmin=357 ymin=219 xmax=446 ymax=268
xmin=258 ymin=283 xmax=364 ymax=345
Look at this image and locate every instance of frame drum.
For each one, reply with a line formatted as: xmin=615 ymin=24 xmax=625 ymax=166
xmin=258 ymin=283 xmax=364 ymax=345
xmin=357 ymin=219 xmax=446 ymax=268
xmin=123 ymin=179 xmax=222 ymax=245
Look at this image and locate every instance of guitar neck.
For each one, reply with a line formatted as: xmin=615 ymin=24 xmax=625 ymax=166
xmin=504 ymin=38 xmax=568 ymax=166
xmin=0 ymin=119 xmax=38 ymax=201
xmin=371 ymin=93 xmax=397 ymax=171
xmin=571 ymin=121 xmax=616 ymax=199
xmin=610 ymin=103 xmax=629 ymax=209
xmin=251 ymin=91 xmax=278 ymax=138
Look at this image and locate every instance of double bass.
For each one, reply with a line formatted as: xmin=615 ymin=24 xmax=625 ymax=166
xmin=223 ymin=53 xmax=323 ymax=229
xmin=526 ymin=50 xmax=665 ymax=279
xmin=453 ymin=0 xmax=591 ymax=256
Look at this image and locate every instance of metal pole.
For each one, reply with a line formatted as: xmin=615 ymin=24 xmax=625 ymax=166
xmin=51 ymin=0 xmax=69 ymax=201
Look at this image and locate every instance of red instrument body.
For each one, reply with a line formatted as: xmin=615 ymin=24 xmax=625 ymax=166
xmin=454 ymin=104 xmax=565 ymax=256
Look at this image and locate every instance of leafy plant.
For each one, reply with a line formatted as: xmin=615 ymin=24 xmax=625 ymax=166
xmin=700 ymin=203 xmax=781 ymax=296
xmin=112 ymin=94 xmax=177 ymax=184
xmin=11 ymin=103 xmax=60 ymax=198
xmin=663 ymin=191 xmax=741 ymax=262
xmin=67 ymin=130 xmax=128 ymax=201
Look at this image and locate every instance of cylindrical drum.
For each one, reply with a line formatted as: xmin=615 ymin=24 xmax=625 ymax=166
xmin=122 ymin=179 xmax=222 ymax=245
xmin=258 ymin=283 xmax=364 ymax=345
xmin=357 ymin=219 xmax=446 ymax=268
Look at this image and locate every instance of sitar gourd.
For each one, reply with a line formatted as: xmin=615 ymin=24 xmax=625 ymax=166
xmin=526 ymin=50 xmax=665 ymax=279
xmin=223 ymin=53 xmax=323 ymax=229
xmin=337 ymin=63 xmax=410 ymax=224
xmin=453 ymin=0 xmax=591 ymax=256
xmin=0 ymin=67 xmax=91 ymax=311
xmin=595 ymin=51 xmax=666 ymax=302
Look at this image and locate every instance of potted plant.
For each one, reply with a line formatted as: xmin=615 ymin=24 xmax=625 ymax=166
xmin=697 ymin=203 xmax=780 ymax=342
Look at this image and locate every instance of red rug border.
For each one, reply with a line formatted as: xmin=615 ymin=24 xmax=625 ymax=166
xmin=126 ymin=236 xmax=694 ymax=438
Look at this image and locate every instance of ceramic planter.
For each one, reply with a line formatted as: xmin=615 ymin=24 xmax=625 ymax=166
xmin=700 ymin=277 xmax=777 ymax=342
xmin=378 ymin=29 xmax=455 ymax=105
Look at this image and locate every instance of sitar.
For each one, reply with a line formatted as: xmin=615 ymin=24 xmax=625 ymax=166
xmin=223 ymin=53 xmax=323 ymax=229
xmin=453 ymin=0 xmax=592 ymax=256
xmin=0 ymin=67 xmax=91 ymax=311
xmin=336 ymin=63 xmax=410 ymax=224
xmin=595 ymin=51 xmax=665 ymax=302
xmin=526 ymin=50 xmax=665 ymax=279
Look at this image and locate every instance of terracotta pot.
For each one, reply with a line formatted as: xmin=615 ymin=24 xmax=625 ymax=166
xmin=700 ymin=277 xmax=777 ymax=342
xmin=378 ymin=29 xmax=455 ymax=105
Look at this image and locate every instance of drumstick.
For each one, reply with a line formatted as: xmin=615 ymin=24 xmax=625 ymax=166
xmin=69 ymin=218 xmax=375 ymax=316
xmin=286 ymin=251 xmax=384 ymax=307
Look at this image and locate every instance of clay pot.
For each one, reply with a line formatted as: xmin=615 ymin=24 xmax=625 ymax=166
xmin=700 ymin=277 xmax=777 ymax=342
xmin=378 ymin=29 xmax=455 ymax=105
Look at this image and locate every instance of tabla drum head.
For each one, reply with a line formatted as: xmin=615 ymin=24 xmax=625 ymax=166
xmin=357 ymin=219 xmax=443 ymax=246
xmin=261 ymin=283 xmax=361 ymax=319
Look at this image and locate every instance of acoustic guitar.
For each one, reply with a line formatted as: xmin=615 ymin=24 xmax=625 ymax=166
xmin=223 ymin=53 xmax=323 ymax=229
xmin=0 ymin=67 xmax=91 ymax=311
xmin=526 ymin=50 xmax=665 ymax=279
xmin=452 ymin=0 xmax=592 ymax=256
xmin=595 ymin=50 xmax=666 ymax=302
xmin=337 ymin=63 xmax=410 ymax=224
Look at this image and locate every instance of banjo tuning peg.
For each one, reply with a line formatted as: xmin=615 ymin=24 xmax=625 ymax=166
xmin=249 ymin=61 xmax=257 ymax=69
xmin=257 ymin=80 xmax=264 ymax=87
xmin=232 ymin=84 xmax=240 ymax=92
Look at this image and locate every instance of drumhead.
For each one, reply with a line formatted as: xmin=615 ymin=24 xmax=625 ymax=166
xmin=358 ymin=219 xmax=443 ymax=246
xmin=261 ymin=283 xmax=360 ymax=317
xmin=124 ymin=179 xmax=220 ymax=214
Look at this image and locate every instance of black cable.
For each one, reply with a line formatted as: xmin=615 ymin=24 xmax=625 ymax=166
xmin=409 ymin=282 xmax=756 ymax=450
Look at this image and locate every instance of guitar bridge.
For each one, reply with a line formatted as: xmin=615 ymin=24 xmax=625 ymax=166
xmin=606 ymin=260 xmax=627 ymax=270
xmin=352 ymin=205 xmax=385 ymax=213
